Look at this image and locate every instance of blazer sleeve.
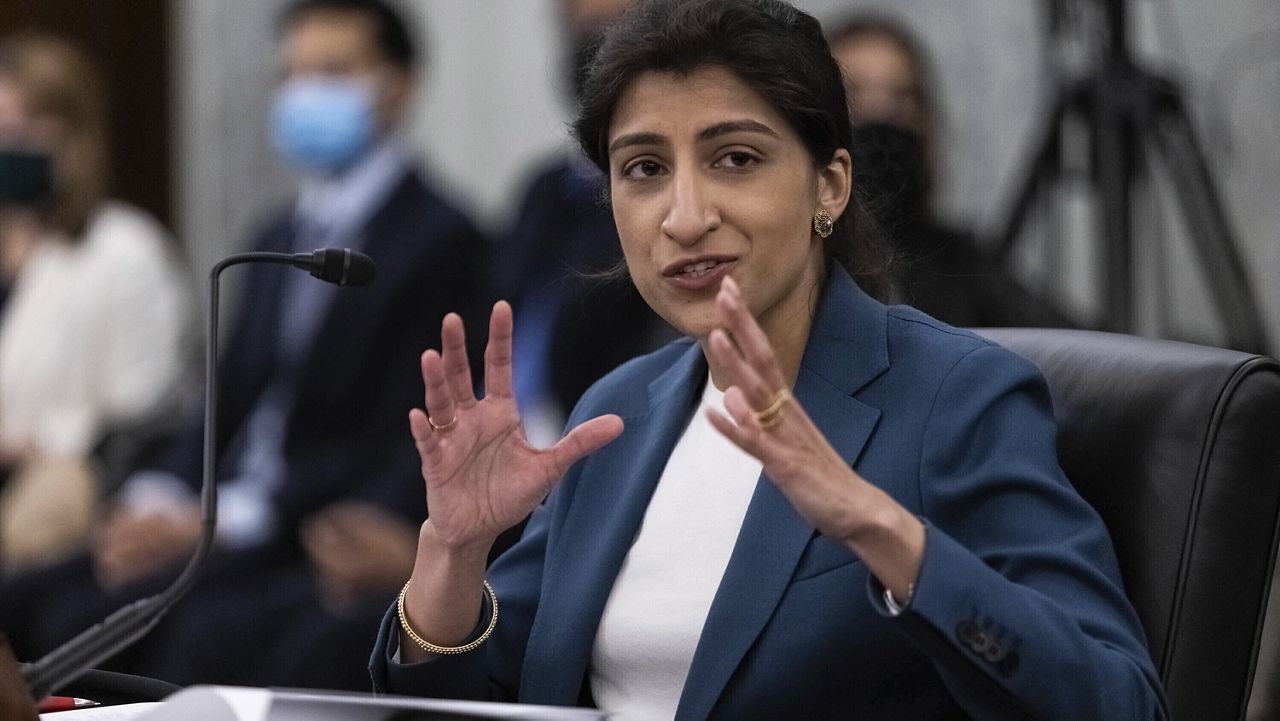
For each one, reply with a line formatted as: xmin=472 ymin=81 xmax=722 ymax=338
xmin=872 ymin=344 xmax=1169 ymax=720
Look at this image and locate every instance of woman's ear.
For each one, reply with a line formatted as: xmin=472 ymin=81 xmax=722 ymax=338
xmin=816 ymin=148 xmax=852 ymax=222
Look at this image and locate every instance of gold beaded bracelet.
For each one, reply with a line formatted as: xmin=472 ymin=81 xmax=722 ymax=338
xmin=397 ymin=579 xmax=499 ymax=655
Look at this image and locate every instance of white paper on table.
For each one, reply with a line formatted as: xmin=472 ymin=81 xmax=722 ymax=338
xmin=39 ymin=702 xmax=161 ymax=720
xmin=67 ymin=686 xmax=609 ymax=721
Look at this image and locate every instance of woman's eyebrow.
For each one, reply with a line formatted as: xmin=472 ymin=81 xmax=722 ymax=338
xmin=697 ymin=119 xmax=779 ymax=142
xmin=608 ymin=119 xmax=779 ymax=155
xmin=608 ymin=132 xmax=666 ymax=154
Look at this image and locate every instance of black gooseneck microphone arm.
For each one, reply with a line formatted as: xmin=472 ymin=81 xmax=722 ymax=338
xmin=22 ymin=249 xmax=375 ymax=700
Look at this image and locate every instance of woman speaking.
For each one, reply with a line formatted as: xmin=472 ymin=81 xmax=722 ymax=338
xmin=370 ymin=1 xmax=1167 ymax=718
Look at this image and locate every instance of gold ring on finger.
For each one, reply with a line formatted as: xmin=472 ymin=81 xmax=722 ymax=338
xmin=428 ymin=414 xmax=458 ymax=432
xmin=752 ymin=388 xmax=792 ymax=429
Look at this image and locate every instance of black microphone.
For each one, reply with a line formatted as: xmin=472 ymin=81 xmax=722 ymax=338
xmin=293 ymin=247 xmax=376 ymax=286
xmin=21 ymin=248 xmax=377 ymax=700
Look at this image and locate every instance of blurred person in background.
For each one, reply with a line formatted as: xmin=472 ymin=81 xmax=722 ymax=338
xmin=495 ymin=0 xmax=675 ymax=444
xmin=0 ymin=0 xmax=489 ymax=691
xmin=828 ymin=14 xmax=1074 ymax=328
xmin=0 ymin=34 xmax=192 ymax=574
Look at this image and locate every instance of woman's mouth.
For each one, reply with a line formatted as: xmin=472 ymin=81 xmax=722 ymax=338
xmin=680 ymin=259 xmax=723 ymax=278
xmin=663 ymin=257 xmax=737 ymax=290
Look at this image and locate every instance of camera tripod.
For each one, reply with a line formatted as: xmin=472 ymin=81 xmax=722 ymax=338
xmin=989 ymin=0 xmax=1269 ymax=354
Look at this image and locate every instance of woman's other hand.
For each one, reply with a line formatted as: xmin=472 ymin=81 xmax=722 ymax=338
xmin=703 ymin=276 xmax=923 ymax=602
xmin=410 ymin=301 xmax=624 ymax=555
xmin=399 ymin=301 xmax=623 ymax=656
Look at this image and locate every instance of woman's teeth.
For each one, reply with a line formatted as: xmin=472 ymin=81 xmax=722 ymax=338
xmin=682 ymin=260 xmax=719 ymax=278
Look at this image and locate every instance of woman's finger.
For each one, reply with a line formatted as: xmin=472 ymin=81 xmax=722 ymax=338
xmin=707 ymin=328 xmax=775 ymax=409
xmin=718 ymin=276 xmax=787 ymax=390
xmin=483 ymin=301 xmax=515 ymax=399
xmin=421 ymin=349 xmax=459 ymax=433
xmin=708 ymin=384 xmax=801 ymax=462
xmin=409 ymin=408 xmax=442 ymax=468
xmin=547 ymin=414 xmax=625 ymax=478
xmin=441 ymin=313 xmax=477 ymax=408
xmin=705 ymin=404 xmax=765 ymax=460
xmin=724 ymin=385 xmax=773 ymax=450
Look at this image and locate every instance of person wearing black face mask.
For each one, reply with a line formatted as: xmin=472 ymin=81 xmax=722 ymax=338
xmin=829 ymin=15 xmax=1075 ymax=329
xmin=0 ymin=147 xmax=52 ymax=310
xmin=0 ymin=147 xmax=52 ymax=209
xmin=0 ymin=35 xmax=193 ymax=574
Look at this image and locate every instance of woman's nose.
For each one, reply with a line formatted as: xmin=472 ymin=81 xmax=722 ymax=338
xmin=660 ymin=168 xmax=719 ymax=245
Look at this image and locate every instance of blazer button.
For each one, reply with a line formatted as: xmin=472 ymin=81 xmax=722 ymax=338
xmin=956 ymin=621 xmax=980 ymax=646
xmin=971 ymin=632 xmax=990 ymax=654
xmin=983 ymin=643 xmax=1005 ymax=663
xmin=998 ymin=652 xmax=1021 ymax=677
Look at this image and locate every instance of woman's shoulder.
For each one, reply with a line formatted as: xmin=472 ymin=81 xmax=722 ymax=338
xmin=881 ymin=304 xmax=1040 ymax=386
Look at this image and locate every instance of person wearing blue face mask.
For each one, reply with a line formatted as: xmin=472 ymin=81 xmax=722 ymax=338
xmin=271 ymin=77 xmax=378 ymax=173
xmin=267 ymin=0 xmax=407 ymax=175
xmin=0 ymin=0 xmax=493 ymax=692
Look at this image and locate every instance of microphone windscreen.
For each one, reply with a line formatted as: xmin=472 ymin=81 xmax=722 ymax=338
xmin=310 ymin=248 xmax=376 ymax=286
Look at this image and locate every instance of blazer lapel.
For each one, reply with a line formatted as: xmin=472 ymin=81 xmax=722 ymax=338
xmin=675 ymin=266 xmax=890 ymax=721
xmin=520 ymin=341 xmax=709 ymax=704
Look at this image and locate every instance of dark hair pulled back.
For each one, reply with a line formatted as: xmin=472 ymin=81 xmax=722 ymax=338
xmin=572 ymin=0 xmax=892 ymax=299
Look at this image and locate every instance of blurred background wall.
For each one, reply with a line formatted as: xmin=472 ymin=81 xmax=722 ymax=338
xmin=3 ymin=0 xmax=1276 ymax=349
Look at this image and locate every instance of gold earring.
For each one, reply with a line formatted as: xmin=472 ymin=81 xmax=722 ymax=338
xmin=813 ymin=208 xmax=834 ymax=239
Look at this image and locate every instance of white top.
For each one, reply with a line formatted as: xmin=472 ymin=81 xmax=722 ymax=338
xmin=589 ymin=379 xmax=763 ymax=721
xmin=0 ymin=202 xmax=191 ymax=457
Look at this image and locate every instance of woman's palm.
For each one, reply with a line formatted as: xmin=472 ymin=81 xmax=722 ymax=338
xmin=410 ymin=304 xmax=622 ymax=551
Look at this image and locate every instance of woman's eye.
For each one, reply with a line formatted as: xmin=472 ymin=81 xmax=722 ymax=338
xmin=622 ymin=159 xmax=663 ymax=179
xmin=717 ymin=151 xmax=758 ymax=169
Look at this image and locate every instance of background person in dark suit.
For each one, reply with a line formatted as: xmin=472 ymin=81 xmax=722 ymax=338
xmin=0 ymin=0 xmax=489 ymax=691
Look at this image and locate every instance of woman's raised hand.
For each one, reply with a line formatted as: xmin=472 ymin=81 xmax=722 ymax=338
xmin=701 ymin=276 xmax=865 ymax=540
xmin=409 ymin=302 xmax=624 ymax=554
xmin=703 ymin=276 xmax=923 ymax=600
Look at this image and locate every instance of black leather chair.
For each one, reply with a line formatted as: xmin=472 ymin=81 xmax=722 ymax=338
xmin=976 ymin=329 xmax=1280 ymax=721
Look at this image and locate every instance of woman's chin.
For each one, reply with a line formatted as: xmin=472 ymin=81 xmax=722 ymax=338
xmin=659 ymin=308 xmax=720 ymax=343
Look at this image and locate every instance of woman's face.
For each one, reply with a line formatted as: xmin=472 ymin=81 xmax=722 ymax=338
xmin=0 ymin=79 xmax=37 ymax=146
xmin=607 ymin=65 xmax=849 ymax=344
xmin=278 ymin=11 xmax=413 ymax=131
xmin=832 ymin=34 xmax=923 ymax=133
xmin=0 ymin=76 xmax=76 ymax=180
xmin=0 ymin=79 xmax=25 ymax=141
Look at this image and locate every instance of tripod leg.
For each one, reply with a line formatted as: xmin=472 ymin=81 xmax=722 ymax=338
xmin=1093 ymin=101 xmax=1137 ymax=333
xmin=1149 ymin=99 xmax=1271 ymax=354
xmin=990 ymin=94 xmax=1071 ymax=263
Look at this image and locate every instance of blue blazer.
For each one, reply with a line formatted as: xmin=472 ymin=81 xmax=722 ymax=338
xmin=372 ymin=265 xmax=1168 ymax=720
